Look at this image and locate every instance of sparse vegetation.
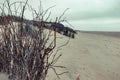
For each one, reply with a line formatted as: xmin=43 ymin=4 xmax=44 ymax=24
xmin=0 ymin=0 xmax=70 ymax=80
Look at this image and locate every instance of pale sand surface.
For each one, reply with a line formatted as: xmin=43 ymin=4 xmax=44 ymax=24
xmin=0 ymin=73 xmax=8 ymax=80
xmin=47 ymin=32 xmax=120 ymax=80
xmin=1 ymin=32 xmax=120 ymax=80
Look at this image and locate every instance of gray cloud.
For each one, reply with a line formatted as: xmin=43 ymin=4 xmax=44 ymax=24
xmin=67 ymin=2 xmax=120 ymax=21
xmin=68 ymin=11 xmax=120 ymax=21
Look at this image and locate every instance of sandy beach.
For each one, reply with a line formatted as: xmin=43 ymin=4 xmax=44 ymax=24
xmin=46 ymin=31 xmax=120 ymax=80
xmin=1 ymin=31 xmax=120 ymax=80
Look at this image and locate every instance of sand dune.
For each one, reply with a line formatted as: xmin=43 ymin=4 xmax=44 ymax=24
xmin=47 ymin=32 xmax=120 ymax=80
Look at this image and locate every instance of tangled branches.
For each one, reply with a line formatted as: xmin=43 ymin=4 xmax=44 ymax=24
xmin=0 ymin=0 xmax=69 ymax=80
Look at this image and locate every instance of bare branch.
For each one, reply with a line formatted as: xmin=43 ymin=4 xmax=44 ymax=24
xmin=58 ymin=8 xmax=69 ymax=22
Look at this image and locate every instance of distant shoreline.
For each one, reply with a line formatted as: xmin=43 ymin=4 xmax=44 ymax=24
xmin=77 ymin=30 xmax=120 ymax=38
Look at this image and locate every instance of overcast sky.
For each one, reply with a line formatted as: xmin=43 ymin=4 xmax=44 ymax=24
xmin=41 ymin=0 xmax=120 ymax=31
xmin=1 ymin=0 xmax=120 ymax=31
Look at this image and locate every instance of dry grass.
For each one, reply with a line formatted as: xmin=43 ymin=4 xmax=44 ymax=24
xmin=0 ymin=0 xmax=68 ymax=80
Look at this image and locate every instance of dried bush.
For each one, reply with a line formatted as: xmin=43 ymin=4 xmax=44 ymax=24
xmin=0 ymin=0 xmax=68 ymax=80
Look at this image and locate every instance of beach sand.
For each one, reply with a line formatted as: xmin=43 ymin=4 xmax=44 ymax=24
xmin=46 ymin=32 xmax=120 ymax=80
xmin=1 ymin=31 xmax=120 ymax=80
xmin=0 ymin=73 xmax=8 ymax=80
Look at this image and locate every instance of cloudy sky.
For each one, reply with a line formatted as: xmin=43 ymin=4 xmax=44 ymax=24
xmin=1 ymin=0 xmax=120 ymax=31
xmin=40 ymin=0 xmax=120 ymax=31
